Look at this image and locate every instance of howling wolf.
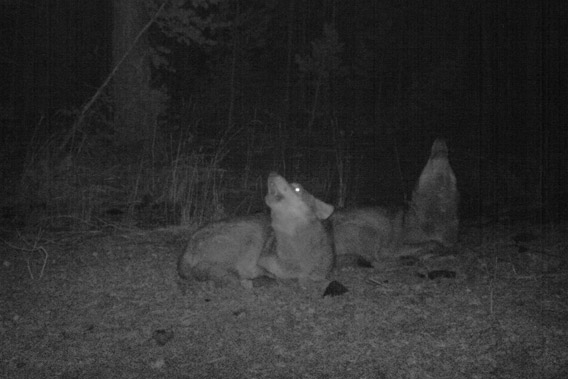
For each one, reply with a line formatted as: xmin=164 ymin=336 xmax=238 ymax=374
xmin=332 ymin=139 xmax=459 ymax=265
xmin=177 ymin=173 xmax=335 ymax=287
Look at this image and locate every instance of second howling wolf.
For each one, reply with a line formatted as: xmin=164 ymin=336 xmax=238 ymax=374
xmin=178 ymin=139 xmax=459 ymax=286
xmin=333 ymin=138 xmax=459 ymax=266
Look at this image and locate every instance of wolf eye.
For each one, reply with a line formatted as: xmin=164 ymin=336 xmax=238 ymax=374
xmin=291 ymin=183 xmax=302 ymax=193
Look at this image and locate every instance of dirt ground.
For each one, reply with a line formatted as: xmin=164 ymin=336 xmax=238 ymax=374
xmin=1 ymin=223 xmax=567 ymax=379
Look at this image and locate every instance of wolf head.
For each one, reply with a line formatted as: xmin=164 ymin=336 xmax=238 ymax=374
xmin=404 ymin=139 xmax=459 ymax=247
xmin=265 ymin=172 xmax=334 ymax=234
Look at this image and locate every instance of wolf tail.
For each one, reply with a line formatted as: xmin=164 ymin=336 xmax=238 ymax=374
xmin=178 ymin=253 xmax=242 ymax=286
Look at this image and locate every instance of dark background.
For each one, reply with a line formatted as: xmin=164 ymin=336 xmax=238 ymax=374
xmin=0 ymin=0 xmax=566 ymax=228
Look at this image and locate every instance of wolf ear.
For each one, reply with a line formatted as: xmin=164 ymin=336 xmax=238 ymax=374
xmin=313 ymin=198 xmax=334 ymax=220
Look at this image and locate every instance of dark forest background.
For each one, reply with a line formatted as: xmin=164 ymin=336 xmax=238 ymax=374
xmin=0 ymin=0 xmax=566 ymax=230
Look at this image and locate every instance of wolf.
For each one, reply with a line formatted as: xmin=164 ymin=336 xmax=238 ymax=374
xmin=331 ymin=139 xmax=459 ymax=266
xmin=177 ymin=172 xmax=335 ymax=287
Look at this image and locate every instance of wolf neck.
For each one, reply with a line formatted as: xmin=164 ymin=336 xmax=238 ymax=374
xmin=271 ymin=216 xmax=324 ymax=255
xmin=272 ymin=214 xmax=315 ymax=237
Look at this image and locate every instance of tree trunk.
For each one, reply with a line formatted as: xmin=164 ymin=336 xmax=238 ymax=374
xmin=284 ymin=0 xmax=295 ymax=126
xmin=112 ymin=0 xmax=156 ymax=157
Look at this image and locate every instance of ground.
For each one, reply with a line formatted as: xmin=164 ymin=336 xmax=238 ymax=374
xmin=1 ymin=224 xmax=567 ymax=379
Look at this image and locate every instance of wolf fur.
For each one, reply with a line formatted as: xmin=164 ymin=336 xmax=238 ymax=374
xmin=332 ymin=139 xmax=459 ymax=265
xmin=177 ymin=173 xmax=334 ymax=286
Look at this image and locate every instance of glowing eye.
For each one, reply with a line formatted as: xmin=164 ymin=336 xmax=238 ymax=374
xmin=292 ymin=184 xmax=301 ymax=193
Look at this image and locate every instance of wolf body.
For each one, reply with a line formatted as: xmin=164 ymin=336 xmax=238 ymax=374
xmin=332 ymin=139 xmax=459 ymax=265
xmin=178 ymin=173 xmax=334 ymax=286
